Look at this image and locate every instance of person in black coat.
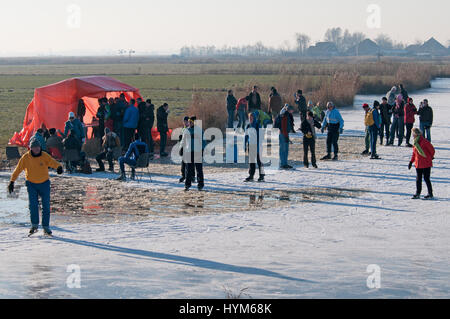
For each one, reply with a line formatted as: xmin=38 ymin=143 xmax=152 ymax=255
xmin=301 ymin=111 xmax=322 ymax=168
xmin=157 ymin=103 xmax=169 ymax=157
xmin=379 ymin=97 xmax=392 ymax=146
xmin=295 ymin=90 xmax=307 ymax=123
xmin=247 ymin=86 xmax=261 ymax=113
xmin=96 ymin=98 xmax=107 ymax=142
xmin=418 ymin=99 xmax=433 ymax=142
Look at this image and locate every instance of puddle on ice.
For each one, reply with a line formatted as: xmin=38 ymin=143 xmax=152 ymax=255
xmin=0 ymin=176 xmax=363 ymax=225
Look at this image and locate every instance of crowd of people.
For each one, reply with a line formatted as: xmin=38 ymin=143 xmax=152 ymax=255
xmin=7 ymin=83 xmax=437 ymax=236
xmin=360 ymin=84 xmax=435 ymax=199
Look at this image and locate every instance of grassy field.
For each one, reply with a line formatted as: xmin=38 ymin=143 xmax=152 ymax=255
xmin=1 ymin=59 xmax=449 ymax=154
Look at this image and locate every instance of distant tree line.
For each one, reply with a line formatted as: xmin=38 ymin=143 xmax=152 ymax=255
xmin=180 ymin=27 xmax=430 ymax=57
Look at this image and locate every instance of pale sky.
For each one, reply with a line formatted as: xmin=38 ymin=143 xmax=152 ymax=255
xmin=1 ymin=0 xmax=449 ymax=56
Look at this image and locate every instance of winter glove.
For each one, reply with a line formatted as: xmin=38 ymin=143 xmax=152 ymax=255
xmin=57 ymin=166 xmax=63 ymax=175
xmin=408 ymin=162 xmax=413 ymax=170
xmin=8 ymin=181 xmax=14 ymax=194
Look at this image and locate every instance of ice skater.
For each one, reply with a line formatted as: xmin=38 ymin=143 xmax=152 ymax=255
xmin=409 ymin=128 xmax=435 ymax=200
xmin=8 ymin=138 xmax=63 ymax=236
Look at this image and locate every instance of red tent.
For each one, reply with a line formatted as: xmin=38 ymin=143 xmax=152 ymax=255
xmin=10 ymin=76 xmax=147 ymax=147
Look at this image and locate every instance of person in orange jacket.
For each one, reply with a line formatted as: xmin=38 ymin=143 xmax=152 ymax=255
xmin=408 ymin=128 xmax=435 ymax=200
xmin=8 ymin=139 xmax=63 ymax=236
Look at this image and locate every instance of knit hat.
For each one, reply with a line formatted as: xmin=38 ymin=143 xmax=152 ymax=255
xmin=362 ymin=103 xmax=369 ymax=109
xmin=68 ymin=112 xmax=75 ymax=119
xmin=29 ymin=138 xmax=41 ymax=149
xmin=183 ymin=116 xmax=190 ymax=122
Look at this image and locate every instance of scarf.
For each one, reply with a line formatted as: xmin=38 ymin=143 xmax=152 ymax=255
xmin=414 ymin=136 xmax=426 ymax=158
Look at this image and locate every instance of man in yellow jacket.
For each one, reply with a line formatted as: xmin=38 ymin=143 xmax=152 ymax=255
xmin=8 ymin=139 xmax=63 ymax=236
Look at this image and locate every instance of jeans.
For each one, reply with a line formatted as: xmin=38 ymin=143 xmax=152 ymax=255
xmin=420 ymin=122 xmax=431 ymax=142
xmin=227 ymin=109 xmax=235 ymax=129
xmin=279 ymin=134 xmax=289 ymax=167
xmin=159 ymin=131 xmax=167 ymax=154
xmin=139 ymin=126 xmax=154 ymax=153
xmin=96 ymin=150 xmax=114 ymax=169
xmin=405 ymin=123 xmax=414 ymax=145
xmin=26 ymin=180 xmax=51 ymax=228
xmin=380 ymin=120 xmax=390 ymax=144
xmin=119 ymin=156 xmax=137 ymax=173
xmin=123 ymin=127 xmax=135 ymax=151
xmin=249 ymin=153 xmax=264 ymax=177
xmin=416 ymin=167 xmax=433 ymax=196
xmin=369 ymin=125 xmax=378 ymax=156
xmin=364 ymin=127 xmax=370 ymax=152
xmin=303 ymin=137 xmax=316 ymax=166
xmin=390 ymin=117 xmax=404 ymax=145
xmin=237 ymin=110 xmax=246 ymax=130
xmin=326 ymin=128 xmax=340 ymax=155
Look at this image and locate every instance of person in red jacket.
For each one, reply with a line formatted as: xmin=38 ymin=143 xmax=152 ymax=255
xmin=409 ymin=128 xmax=435 ymax=200
xmin=404 ymin=97 xmax=417 ymax=147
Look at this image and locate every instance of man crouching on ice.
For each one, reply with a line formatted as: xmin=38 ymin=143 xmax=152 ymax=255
xmin=8 ymin=138 xmax=63 ymax=236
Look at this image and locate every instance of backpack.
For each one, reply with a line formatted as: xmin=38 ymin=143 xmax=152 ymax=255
xmin=364 ymin=110 xmax=375 ymax=127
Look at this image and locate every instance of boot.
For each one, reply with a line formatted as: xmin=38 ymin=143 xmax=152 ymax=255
xmin=29 ymin=227 xmax=38 ymax=236
xmin=130 ymin=169 xmax=136 ymax=180
xmin=424 ymin=194 xmax=434 ymax=200
xmin=116 ymin=171 xmax=126 ymax=181
xmin=332 ymin=154 xmax=338 ymax=161
xmin=43 ymin=227 xmax=52 ymax=236
xmin=179 ymin=177 xmax=186 ymax=183
xmin=321 ymin=154 xmax=331 ymax=160
xmin=245 ymin=176 xmax=254 ymax=182
xmin=412 ymin=194 xmax=421 ymax=199
xmin=257 ymin=175 xmax=265 ymax=182
xmin=380 ymin=137 xmax=383 ymax=145
xmin=108 ymin=165 xmax=114 ymax=172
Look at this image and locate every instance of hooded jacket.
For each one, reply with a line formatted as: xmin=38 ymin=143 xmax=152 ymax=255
xmin=386 ymin=86 xmax=397 ymax=106
xmin=411 ymin=136 xmax=435 ymax=169
xmin=404 ymin=101 xmax=417 ymax=124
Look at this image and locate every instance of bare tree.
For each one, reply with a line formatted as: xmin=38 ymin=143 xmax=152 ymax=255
xmin=375 ymin=34 xmax=394 ymax=49
xmin=342 ymin=31 xmax=366 ymax=52
xmin=324 ymin=27 xmax=343 ymax=48
xmin=295 ymin=33 xmax=311 ymax=55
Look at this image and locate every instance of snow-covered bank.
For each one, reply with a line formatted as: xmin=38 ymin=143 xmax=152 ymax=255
xmin=1 ymin=79 xmax=449 ymax=298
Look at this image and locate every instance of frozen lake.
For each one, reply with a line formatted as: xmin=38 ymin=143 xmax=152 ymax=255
xmin=0 ymin=78 xmax=449 ymax=298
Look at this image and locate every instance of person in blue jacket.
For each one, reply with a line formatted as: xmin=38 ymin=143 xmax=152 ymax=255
xmin=321 ymin=102 xmax=344 ymax=161
xmin=116 ymin=133 xmax=149 ymax=181
xmin=32 ymin=129 xmax=47 ymax=152
xmin=60 ymin=112 xmax=85 ymax=143
xmin=122 ymin=99 xmax=140 ymax=151
xmin=369 ymin=101 xmax=382 ymax=159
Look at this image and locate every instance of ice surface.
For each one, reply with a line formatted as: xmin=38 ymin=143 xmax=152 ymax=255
xmin=0 ymin=79 xmax=449 ymax=298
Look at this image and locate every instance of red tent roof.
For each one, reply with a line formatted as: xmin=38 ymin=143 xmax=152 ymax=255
xmin=9 ymin=76 xmax=142 ymax=147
